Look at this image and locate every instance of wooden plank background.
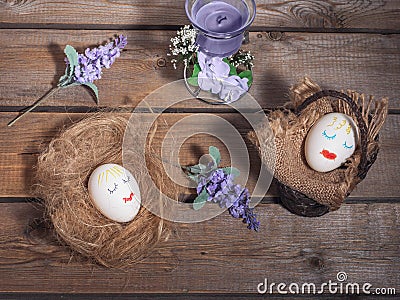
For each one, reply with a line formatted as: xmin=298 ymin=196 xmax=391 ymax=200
xmin=0 ymin=202 xmax=399 ymax=293
xmin=1 ymin=112 xmax=399 ymax=198
xmin=1 ymin=0 xmax=400 ymax=31
xmin=0 ymin=30 xmax=399 ymax=109
xmin=0 ymin=0 xmax=399 ymax=298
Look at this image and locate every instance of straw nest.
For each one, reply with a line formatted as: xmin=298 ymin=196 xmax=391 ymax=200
xmin=34 ymin=114 xmax=170 ymax=268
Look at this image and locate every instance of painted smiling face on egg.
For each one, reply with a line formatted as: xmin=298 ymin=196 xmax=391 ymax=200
xmin=305 ymin=113 xmax=358 ymax=173
xmin=88 ymin=164 xmax=141 ymax=222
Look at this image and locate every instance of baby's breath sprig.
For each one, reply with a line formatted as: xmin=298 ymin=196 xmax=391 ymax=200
xmin=167 ymin=25 xmax=199 ymax=69
xmin=167 ymin=25 xmax=255 ymax=71
xmin=228 ymin=49 xmax=255 ymax=70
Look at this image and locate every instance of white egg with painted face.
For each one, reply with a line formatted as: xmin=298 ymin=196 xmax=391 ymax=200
xmin=305 ymin=113 xmax=358 ymax=173
xmin=88 ymin=164 xmax=141 ymax=222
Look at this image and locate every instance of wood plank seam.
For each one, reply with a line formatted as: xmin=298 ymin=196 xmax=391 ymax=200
xmin=1 ymin=23 xmax=400 ymax=34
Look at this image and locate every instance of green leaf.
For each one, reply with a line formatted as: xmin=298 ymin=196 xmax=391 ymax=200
xmin=58 ymin=65 xmax=72 ymax=87
xmin=187 ymin=63 xmax=200 ymax=86
xmin=188 ymin=174 xmax=199 ymax=183
xmin=66 ymin=65 xmax=75 ymax=81
xmin=192 ymin=63 xmax=201 ymax=77
xmin=238 ymin=70 xmax=253 ymax=87
xmin=193 ymin=189 xmax=208 ymax=210
xmin=83 ymin=82 xmax=99 ymax=104
xmin=189 ymin=164 xmax=204 ymax=174
xmin=188 ymin=164 xmax=213 ymax=178
xmin=189 ymin=167 xmax=201 ymax=174
xmin=209 ymin=146 xmax=221 ymax=165
xmin=64 ymin=45 xmax=79 ymax=80
xmin=187 ymin=76 xmax=199 ymax=86
xmin=59 ymin=69 xmax=68 ymax=82
xmin=223 ymin=58 xmax=237 ymax=76
xmin=64 ymin=45 xmax=79 ymax=67
xmin=222 ymin=167 xmax=240 ymax=177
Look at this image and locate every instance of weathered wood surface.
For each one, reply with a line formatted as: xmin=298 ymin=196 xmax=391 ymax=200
xmin=0 ymin=202 xmax=398 ymax=294
xmin=0 ymin=30 xmax=399 ymax=110
xmin=0 ymin=112 xmax=399 ymax=199
xmin=1 ymin=0 xmax=400 ymax=31
xmin=0 ymin=0 xmax=399 ymax=297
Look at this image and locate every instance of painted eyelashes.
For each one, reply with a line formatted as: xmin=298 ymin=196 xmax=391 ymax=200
xmin=323 ymin=130 xmax=353 ymax=148
xmin=343 ymin=141 xmax=353 ymax=149
xmin=122 ymin=176 xmax=131 ymax=184
xmin=322 ymin=130 xmax=336 ymax=140
xmin=108 ymin=182 xmax=118 ymax=194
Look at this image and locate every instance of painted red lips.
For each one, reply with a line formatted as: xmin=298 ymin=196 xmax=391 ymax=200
xmin=123 ymin=192 xmax=134 ymax=203
xmin=320 ymin=149 xmax=337 ymax=160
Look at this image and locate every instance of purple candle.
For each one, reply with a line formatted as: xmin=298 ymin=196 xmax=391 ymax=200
xmin=195 ymin=1 xmax=246 ymax=34
xmin=186 ymin=0 xmax=256 ymax=57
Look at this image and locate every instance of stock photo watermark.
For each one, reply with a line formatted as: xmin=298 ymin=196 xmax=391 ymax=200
xmin=257 ymin=272 xmax=396 ymax=295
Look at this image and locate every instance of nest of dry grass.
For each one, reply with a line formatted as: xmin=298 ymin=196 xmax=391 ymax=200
xmin=34 ymin=114 xmax=170 ymax=268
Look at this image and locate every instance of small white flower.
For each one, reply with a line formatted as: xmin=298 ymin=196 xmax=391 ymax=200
xmin=219 ymin=75 xmax=249 ymax=103
xmin=167 ymin=25 xmax=199 ymax=68
xmin=197 ymin=51 xmax=249 ymax=103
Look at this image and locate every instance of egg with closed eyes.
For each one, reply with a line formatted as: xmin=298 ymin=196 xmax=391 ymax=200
xmin=305 ymin=113 xmax=358 ymax=172
xmin=88 ymin=164 xmax=141 ymax=222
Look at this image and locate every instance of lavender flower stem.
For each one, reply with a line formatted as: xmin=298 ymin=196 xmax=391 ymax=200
xmin=7 ymin=86 xmax=61 ymax=127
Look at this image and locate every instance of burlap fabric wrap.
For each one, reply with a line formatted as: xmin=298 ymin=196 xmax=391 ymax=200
xmin=248 ymin=77 xmax=388 ymax=216
xmin=34 ymin=114 xmax=171 ymax=268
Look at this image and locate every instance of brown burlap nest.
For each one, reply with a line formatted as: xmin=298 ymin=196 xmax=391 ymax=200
xmin=34 ymin=114 xmax=171 ymax=268
xmin=249 ymin=77 xmax=388 ymax=216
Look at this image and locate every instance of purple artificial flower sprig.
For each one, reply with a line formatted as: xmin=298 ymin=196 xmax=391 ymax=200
xmin=186 ymin=146 xmax=260 ymax=231
xmin=60 ymin=34 xmax=127 ymax=92
xmin=8 ymin=35 xmax=127 ymax=126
